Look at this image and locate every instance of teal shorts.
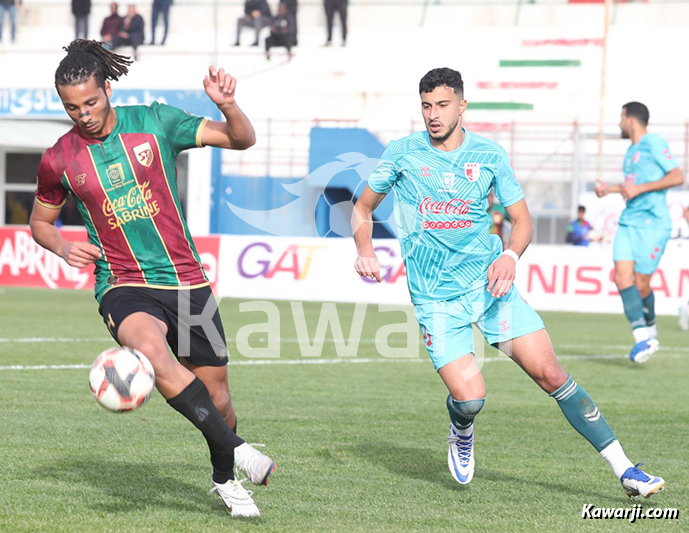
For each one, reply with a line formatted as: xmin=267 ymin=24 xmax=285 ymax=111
xmin=613 ymin=224 xmax=671 ymax=275
xmin=414 ymin=284 xmax=545 ymax=371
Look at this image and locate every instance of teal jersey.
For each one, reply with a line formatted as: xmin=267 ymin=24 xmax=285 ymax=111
xmin=619 ymin=133 xmax=678 ymax=230
xmin=368 ymin=129 xmax=524 ymax=304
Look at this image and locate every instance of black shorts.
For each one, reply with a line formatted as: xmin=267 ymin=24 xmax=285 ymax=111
xmin=98 ymin=285 xmax=228 ymax=367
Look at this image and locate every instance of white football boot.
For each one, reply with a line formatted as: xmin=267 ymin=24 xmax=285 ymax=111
xmin=447 ymin=423 xmax=475 ymax=485
xmin=210 ymin=478 xmax=260 ymax=517
xmin=620 ymin=463 xmax=666 ymax=498
xmin=629 ymin=338 xmax=659 ymax=364
xmin=235 ymin=443 xmax=276 ymax=485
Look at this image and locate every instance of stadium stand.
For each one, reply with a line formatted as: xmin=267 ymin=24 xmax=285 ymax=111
xmin=0 ymin=1 xmax=687 ymax=237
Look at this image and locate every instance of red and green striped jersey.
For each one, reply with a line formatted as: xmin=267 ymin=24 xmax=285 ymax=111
xmin=36 ymin=102 xmax=210 ymax=301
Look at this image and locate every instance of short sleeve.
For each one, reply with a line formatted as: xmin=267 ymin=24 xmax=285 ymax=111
xmin=151 ymin=102 xmax=207 ymax=154
xmin=492 ymin=148 xmax=524 ymax=207
xmin=649 ymin=136 xmax=679 ymax=174
xmin=35 ymin=152 xmax=67 ymax=209
xmin=367 ymin=142 xmax=400 ymax=194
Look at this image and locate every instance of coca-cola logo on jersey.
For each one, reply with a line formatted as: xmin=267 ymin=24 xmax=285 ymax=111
xmin=419 ymin=197 xmax=472 ymax=216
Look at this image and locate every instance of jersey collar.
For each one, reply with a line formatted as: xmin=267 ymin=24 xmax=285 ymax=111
xmin=631 ymin=132 xmax=648 ymax=147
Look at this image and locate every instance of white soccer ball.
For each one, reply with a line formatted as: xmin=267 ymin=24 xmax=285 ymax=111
xmin=89 ymin=347 xmax=156 ymax=412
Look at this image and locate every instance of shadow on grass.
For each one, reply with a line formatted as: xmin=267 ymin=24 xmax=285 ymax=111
xmin=352 ymin=442 xmax=622 ymax=504
xmin=350 ymin=441 xmax=462 ymax=490
xmin=32 ymin=458 xmax=226 ymax=515
xmin=582 ymin=357 xmax=655 ymax=370
xmin=478 ymin=469 xmax=623 ymax=505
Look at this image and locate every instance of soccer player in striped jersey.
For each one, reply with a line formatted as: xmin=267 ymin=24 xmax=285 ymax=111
xmin=30 ymin=40 xmax=273 ymax=517
xmin=352 ymin=68 xmax=665 ymax=497
xmin=596 ymin=103 xmax=684 ymax=362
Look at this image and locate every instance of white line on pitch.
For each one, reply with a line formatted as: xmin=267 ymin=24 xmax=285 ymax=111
xmin=0 ymin=337 xmax=113 ymax=344
xmin=0 ymin=352 xmax=680 ymax=371
xmin=2 ymin=337 xmax=688 ymax=354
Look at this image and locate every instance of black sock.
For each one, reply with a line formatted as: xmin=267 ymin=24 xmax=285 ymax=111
xmin=167 ymin=377 xmax=244 ymax=483
xmin=204 ymin=416 xmax=239 ymax=484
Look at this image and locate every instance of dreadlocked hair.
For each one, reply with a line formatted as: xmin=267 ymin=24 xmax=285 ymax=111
xmin=55 ymin=39 xmax=133 ymax=90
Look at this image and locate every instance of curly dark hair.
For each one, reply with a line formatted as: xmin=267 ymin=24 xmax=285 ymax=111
xmin=419 ymin=68 xmax=464 ymax=96
xmin=54 ymin=39 xmax=132 ymax=91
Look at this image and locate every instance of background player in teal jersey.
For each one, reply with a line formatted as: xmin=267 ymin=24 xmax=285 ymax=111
xmin=352 ymin=68 xmax=665 ymax=497
xmin=30 ymin=40 xmax=273 ymax=517
xmin=596 ymin=102 xmax=684 ymax=363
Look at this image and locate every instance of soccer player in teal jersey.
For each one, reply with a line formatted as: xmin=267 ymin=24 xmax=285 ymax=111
xmin=596 ymin=102 xmax=684 ymax=363
xmin=353 ymin=68 xmax=665 ymax=497
xmin=29 ymin=40 xmax=274 ymax=517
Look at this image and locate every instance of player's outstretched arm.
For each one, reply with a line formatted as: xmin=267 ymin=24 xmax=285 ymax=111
xmin=29 ymin=201 xmax=101 ymax=269
xmin=487 ymin=198 xmax=533 ymax=298
xmin=620 ymin=167 xmax=684 ymax=201
xmin=352 ymin=185 xmax=387 ymax=283
xmin=201 ymin=66 xmax=256 ymax=150
xmin=594 ymin=179 xmax=623 ymax=198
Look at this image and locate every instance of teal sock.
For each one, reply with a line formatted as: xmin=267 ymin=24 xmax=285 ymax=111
xmin=549 ymin=376 xmax=615 ymax=452
xmin=642 ymin=291 xmax=656 ymax=327
xmin=446 ymin=395 xmax=485 ymax=429
xmin=619 ymin=286 xmax=646 ymax=329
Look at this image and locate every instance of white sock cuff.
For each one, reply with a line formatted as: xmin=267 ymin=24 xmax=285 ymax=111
xmin=633 ymin=327 xmax=650 ymax=344
xmin=600 ymin=440 xmax=634 ymax=478
xmin=452 ymin=422 xmax=474 ymax=437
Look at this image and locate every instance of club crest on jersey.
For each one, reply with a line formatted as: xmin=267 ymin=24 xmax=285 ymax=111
xmin=632 ymin=152 xmax=640 ymax=164
xmin=134 ymin=142 xmax=154 ymax=167
xmin=75 ymin=173 xmax=86 ymax=186
xmin=439 ymin=172 xmax=456 ymax=192
xmin=464 ymin=163 xmax=480 ymax=182
xmin=106 ymin=163 xmax=126 ymax=188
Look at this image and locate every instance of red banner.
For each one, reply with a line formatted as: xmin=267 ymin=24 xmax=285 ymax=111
xmin=0 ymin=227 xmax=220 ymax=291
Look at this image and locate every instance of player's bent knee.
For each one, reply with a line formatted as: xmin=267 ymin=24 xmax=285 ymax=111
xmin=635 ymin=277 xmax=651 ymax=294
xmin=541 ymin=366 xmax=568 ymax=394
xmin=614 ymin=274 xmax=633 ymax=289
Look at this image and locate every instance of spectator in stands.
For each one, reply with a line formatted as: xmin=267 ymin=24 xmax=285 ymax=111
xmin=72 ymin=0 xmax=91 ymax=39
xmin=100 ymin=2 xmax=122 ymax=48
xmin=566 ymin=205 xmax=593 ymax=246
xmin=234 ymin=0 xmax=271 ymax=47
xmin=0 ymin=0 xmax=21 ymax=44
xmin=265 ymin=2 xmax=296 ymax=61
xmin=324 ymin=0 xmax=347 ymax=47
xmin=283 ymin=0 xmax=297 ymax=45
xmin=111 ymin=4 xmax=144 ymax=60
xmin=149 ymin=0 xmax=171 ymax=45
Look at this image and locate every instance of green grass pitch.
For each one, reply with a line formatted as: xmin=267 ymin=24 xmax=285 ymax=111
xmin=0 ymin=287 xmax=686 ymax=532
